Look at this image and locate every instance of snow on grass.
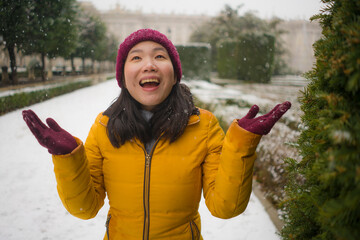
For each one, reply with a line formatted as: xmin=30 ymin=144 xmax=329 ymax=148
xmin=188 ymin=79 xmax=303 ymax=214
xmin=184 ymin=80 xmax=272 ymax=107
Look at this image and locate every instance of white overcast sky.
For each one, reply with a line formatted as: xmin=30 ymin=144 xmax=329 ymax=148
xmin=79 ymin=0 xmax=324 ymax=20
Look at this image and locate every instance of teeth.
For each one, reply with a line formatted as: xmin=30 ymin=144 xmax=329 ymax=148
xmin=140 ymin=79 xmax=160 ymax=85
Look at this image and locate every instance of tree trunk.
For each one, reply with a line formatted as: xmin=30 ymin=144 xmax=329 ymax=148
xmin=47 ymin=59 xmax=53 ymax=79
xmin=92 ymin=59 xmax=97 ymax=74
xmin=28 ymin=68 xmax=35 ymax=81
xmin=82 ymin=57 xmax=85 ymax=74
xmin=70 ymin=55 xmax=75 ymax=74
xmin=7 ymin=44 xmax=18 ymax=85
xmin=1 ymin=66 xmax=10 ymax=85
xmin=41 ymin=53 xmax=46 ymax=81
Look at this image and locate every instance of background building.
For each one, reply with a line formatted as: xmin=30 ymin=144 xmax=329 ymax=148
xmin=89 ymin=2 xmax=322 ymax=74
xmin=0 ymin=1 xmax=322 ymax=79
xmin=99 ymin=3 xmax=210 ymax=45
xmin=278 ymin=20 xmax=322 ymax=74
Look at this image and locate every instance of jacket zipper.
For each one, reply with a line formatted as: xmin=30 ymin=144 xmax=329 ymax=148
xmin=143 ymin=153 xmax=151 ymax=240
xmin=190 ymin=220 xmax=200 ymax=240
xmin=141 ymin=115 xmax=198 ymax=239
xmin=105 ymin=214 xmax=112 ymax=240
xmin=136 ymin=139 xmax=161 ymax=240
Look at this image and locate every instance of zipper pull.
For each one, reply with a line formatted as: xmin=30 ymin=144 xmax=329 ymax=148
xmin=105 ymin=214 xmax=111 ymax=227
xmin=145 ymin=154 xmax=151 ymax=166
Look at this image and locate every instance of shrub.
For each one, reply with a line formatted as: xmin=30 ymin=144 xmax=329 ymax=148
xmin=280 ymin=1 xmax=360 ymax=239
xmin=176 ymin=43 xmax=211 ymax=81
xmin=216 ymin=40 xmax=239 ymax=79
xmin=0 ymin=80 xmax=91 ymax=115
xmin=216 ymin=34 xmax=275 ymax=82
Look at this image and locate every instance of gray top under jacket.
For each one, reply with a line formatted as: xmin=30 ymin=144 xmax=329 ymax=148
xmin=141 ymin=110 xmax=156 ymax=154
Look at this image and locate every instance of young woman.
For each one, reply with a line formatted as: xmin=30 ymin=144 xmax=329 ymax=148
xmin=22 ymin=29 xmax=291 ymax=240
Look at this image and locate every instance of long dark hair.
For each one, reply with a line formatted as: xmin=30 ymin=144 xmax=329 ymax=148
xmin=103 ymin=83 xmax=199 ymax=148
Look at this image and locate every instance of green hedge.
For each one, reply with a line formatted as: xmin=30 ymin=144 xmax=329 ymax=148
xmin=216 ymin=40 xmax=239 ymax=79
xmin=280 ymin=0 xmax=360 ymax=239
xmin=217 ymin=34 xmax=275 ymax=82
xmin=176 ymin=43 xmax=211 ymax=81
xmin=0 ymin=80 xmax=91 ymax=115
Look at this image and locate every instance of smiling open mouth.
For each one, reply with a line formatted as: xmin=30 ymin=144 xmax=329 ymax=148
xmin=140 ymin=79 xmax=160 ymax=88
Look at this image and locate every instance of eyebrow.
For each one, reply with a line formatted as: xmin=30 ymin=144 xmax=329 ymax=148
xmin=128 ymin=47 xmax=167 ymax=55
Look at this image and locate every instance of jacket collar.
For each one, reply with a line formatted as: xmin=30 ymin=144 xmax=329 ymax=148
xmin=99 ymin=113 xmax=109 ymax=127
xmin=188 ymin=113 xmax=200 ymax=126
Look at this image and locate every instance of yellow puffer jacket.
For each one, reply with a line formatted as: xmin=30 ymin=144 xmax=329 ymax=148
xmin=52 ymin=108 xmax=261 ymax=240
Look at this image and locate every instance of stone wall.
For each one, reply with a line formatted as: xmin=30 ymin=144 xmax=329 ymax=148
xmin=278 ymin=20 xmax=322 ymax=73
xmin=100 ymin=5 xmax=210 ymax=45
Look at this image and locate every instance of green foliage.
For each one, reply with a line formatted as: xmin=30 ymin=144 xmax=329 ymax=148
xmin=104 ymin=34 xmax=119 ymax=63
xmin=23 ymin=0 xmax=79 ymax=59
xmin=0 ymin=1 xmax=27 ymax=42
xmin=176 ymin=43 xmax=211 ymax=80
xmin=217 ymin=34 xmax=275 ymax=82
xmin=190 ymin=4 xmax=286 ymax=76
xmin=0 ymin=0 xmax=32 ymax=83
xmin=0 ymin=81 xmax=91 ymax=115
xmin=281 ymin=1 xmax=360 ymax=239
xmin=1 ymin=0 xmax=114 ymax=84
xmin=0 ymin=1 xmax=30 ymax=48
xmin=216 ymin=40 xmax=238 ymax=79
xmin=74 ymin=9 xmax=108 ymax=71
xmin=1 ymin=0 xmax=80 ymax=81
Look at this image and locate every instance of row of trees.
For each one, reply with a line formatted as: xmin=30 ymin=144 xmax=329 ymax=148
xmin=0 ymin=0 xmax=118 ymax=84
xmin=190 ymin=5 xmax=287 ymax=81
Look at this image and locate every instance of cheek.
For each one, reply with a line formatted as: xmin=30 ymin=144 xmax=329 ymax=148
xmin=125 ymin=79 xmax=137 ymax=88
xmin=124 ymin=66 xmax=137 ymax=86
xmin=164 ymin=64 xmax=176 ymax=83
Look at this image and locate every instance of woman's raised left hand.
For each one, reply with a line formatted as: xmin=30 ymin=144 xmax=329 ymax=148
xmin=237 ymin=101 xmax=291 ymax=135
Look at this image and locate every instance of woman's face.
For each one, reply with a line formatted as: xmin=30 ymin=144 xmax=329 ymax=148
xmin=124 ymin=41 xmax=176 ymax=111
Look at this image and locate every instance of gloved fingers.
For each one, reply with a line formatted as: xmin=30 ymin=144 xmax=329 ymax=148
xmin=22 ymin=109 xmax=48 ymax=130
xmin=46 ymin=118 xmax=63 ymax=132
xmin=22 ymin=110 xmax=47 ymax=140
xmin=23 ymin=117 xmax=44 ymax=140
xmin=244 ymin=105 xmax=259 ymax=119
xmin=267 ymin=101 xmax=292 ymax=123
xmin=279 ymin=101 xmax=292 ymax=112
xmin=262 ymin=104 xmax=281 ymax=118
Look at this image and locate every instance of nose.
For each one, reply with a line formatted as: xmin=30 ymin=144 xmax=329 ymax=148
xmin=143 ymin=59 xmax=157 ymax=72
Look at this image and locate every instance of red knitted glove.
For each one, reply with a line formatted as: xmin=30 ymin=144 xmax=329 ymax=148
xmin=237 ymin=101 xmax=291 ymax=135
xmin=22 ymin=109 xmax=78 ymax=155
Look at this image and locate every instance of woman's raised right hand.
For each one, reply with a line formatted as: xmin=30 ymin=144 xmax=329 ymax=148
xmin=22 ymin=109 xmax=78 ymax=155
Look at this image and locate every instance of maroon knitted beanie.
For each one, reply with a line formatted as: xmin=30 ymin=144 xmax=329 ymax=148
xmin=116 ymin=29 xmax=182 ymax=88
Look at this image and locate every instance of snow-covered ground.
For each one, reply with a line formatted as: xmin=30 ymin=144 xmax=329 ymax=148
xmin=0 ymin=79 xmax=279 ymax=240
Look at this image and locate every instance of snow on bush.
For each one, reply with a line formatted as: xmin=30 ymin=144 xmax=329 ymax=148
xmin=186 ymin=79 xmax=303 ymax=208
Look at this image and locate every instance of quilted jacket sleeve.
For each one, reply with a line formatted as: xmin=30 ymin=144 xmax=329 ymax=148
xmin=52 ymin=118 xmax=106 ymax=220
xmin=202 ymin=115 xmax=261 ymax=219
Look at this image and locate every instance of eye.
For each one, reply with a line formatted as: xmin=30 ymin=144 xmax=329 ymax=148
xmin=130 ymin=56 xmax=141 ymax=61
xmin=155 ymin=54 xmax=166 ymax=59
